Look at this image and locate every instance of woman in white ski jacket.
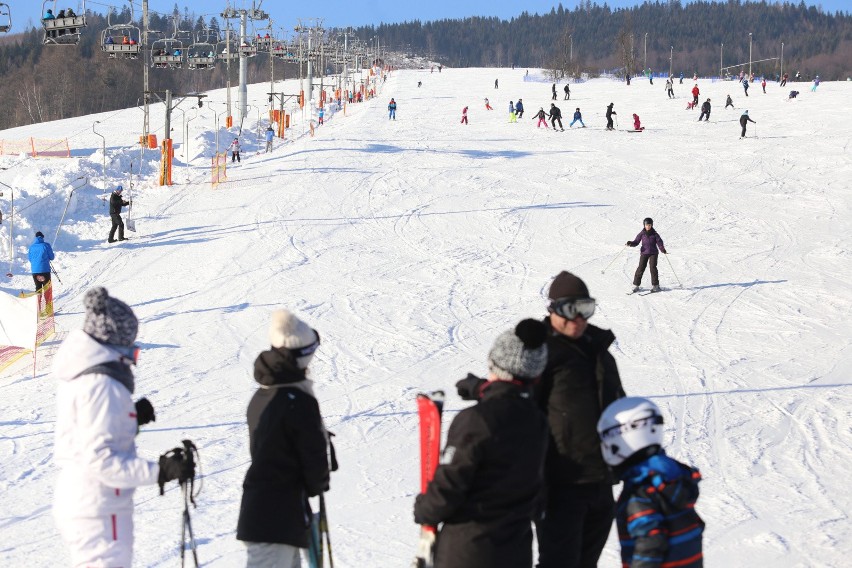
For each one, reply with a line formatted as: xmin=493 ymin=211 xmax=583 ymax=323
xmin=53 ymin=287 xmax=190 ymax=567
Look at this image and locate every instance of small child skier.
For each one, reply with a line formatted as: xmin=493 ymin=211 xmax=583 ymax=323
xmin=569 ymin=107 xmax=585 ymax=128
xmin=533 ymin=107 xmax=549 ymax=128
xmin=484 ymin=97 xmax=493 ymax=110
xmin=725 ymin=94 xmax=734 ymax=109
xmin=508 ymin=101 xmax=517 ymax=123
xmin=632 ymin=113 xmax=644 ymax=131
xmin=461 ymin=106 xmax=468 ymax=125
xmin=626 ymin=217 xmax=666 ymax=293
xmin=597 ymin=397 xmax=704 ymax=568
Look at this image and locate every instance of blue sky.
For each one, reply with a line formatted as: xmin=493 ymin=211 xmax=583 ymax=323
xmin=6 ymin=1 xmax=849 ymax=36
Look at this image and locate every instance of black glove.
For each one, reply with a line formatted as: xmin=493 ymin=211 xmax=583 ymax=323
xmin=456 ymin=373 xmax=486 ymax=401
xmin=625 ymin=241 xmax=633 ymax=246
xmin=158 ymin=450 xmax=195 ymax=488
xmin=135 ymin=398 xmax=155 ymax=426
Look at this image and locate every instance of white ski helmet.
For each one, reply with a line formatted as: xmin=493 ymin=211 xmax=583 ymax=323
xmin=597 ymin=397 xmax=664 ymax=466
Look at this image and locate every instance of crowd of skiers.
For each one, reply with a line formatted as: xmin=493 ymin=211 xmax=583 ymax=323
xmin=53 ymin=265 xmax=702 ymax=568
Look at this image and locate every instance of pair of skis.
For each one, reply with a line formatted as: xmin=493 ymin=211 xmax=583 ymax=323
xmin=413 ymin=391 xmax=445 ymax=568
xmin=307 ymin=494 xmax=334 ymax=568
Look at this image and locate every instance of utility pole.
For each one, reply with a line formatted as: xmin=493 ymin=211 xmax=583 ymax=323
xmin=749 ymin=32 xmax=753 ymax=78
xmin=222 ymin=2 xmax=268 ymax=123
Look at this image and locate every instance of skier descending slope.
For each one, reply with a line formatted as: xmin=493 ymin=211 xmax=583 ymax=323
xmin=414 ymin=320 xmax=549 ymax=568
xmin=626 ymin=218 xmax=667 ymax=293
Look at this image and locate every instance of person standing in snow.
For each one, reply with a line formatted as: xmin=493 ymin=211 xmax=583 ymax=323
xmin=679 ymin=71 xmax=684 ymax=84
xmin=28 ymin=230 xmax=55 ymax=292
xmin=52 ymin=287 xmax=193 ymax=568
xmin=780 ymin=72 xmax=788 ymax=87
xmin=597 ymin=397 xmax=704 ymax=568
xmin=691 ymin=84 xmax=700 ymax=105
xmin=740 ymin=110 xmax=756 ymax=138
xmin=509 ymin=101 xmax=517 ymax=123
xmin=569 ymin=107 xmax=586 ymax=128
xmin=484 ymin=97 xmax=493 ymax=110
xmin=495 ymin=78 xmax=499 ymax=89
xmin=388 ymin=98 xmax=397 ymax=120
xmin=761 ymin=77 xmax=767 ymax=94
xmin=742 ymin=77 xmax=750 ymax=97
xmin=265 ymin=126 xmax=275 ymax=153
xmin=515 ymin=99 xmax=525 ymax=118
xmin=461 ymin=106 xmax=469 ymax=125
xmin=317 ymin=106 xmax=325 ymax=125
xmin=550 ymin=103 xmax=564 ymax=130
xmin=230 ymin=137 xmax=241 ymax=163
xmin=725 ymin=94 xmax=735 ymax=109
xmin=415 ymin=320 xmax=550 ymax=568
xmin=626 ymin=217 xmax=667 ymax=292
xmin=564 ymin=83 xmax=570 ymax=100
xmin=108 ymin=185 xmax=130 ymax=243
xmin=236 ymin=310 xmax=333 ymax=568
xmin=605 ymin=102 xmax=617 ymax=130
xmin=811 ymin=76 xmax=820 ymax=92
xmin=552 ymin=83 xmax=557 ymax=100
xmin=665 ymin=77 xmax=674 ymax=99
xmin=698 ymin=98 xmax=711 ymax=122
xmin=534 ymin=107 xmax=550 ymax=128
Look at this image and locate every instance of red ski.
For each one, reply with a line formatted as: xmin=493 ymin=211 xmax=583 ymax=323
xmin=414 ymin=391 xmax=445 ymax=568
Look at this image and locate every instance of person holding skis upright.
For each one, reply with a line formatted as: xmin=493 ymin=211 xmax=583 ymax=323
xmin=461 ymin=106 xmax=469 ymax=124
xmin=28 ymin=231 xmax=55 ymax=292
xmin=237 ymin=310 xmax=333 ymax=567
xmin=108 ymin=185 xmax=130 ymax=243
xmin=415 ymin=320 xmax=550 ymax=568
xmin=725 ymin=94 xmax=735 ymax=109
xmin=388 ymin=98 xmax=397 ymax=120
xmin=550 ymin=103 xmax=564 ymax=130
xmin=698 ymin=98 xmax=711 ymax=121
xmin=515 ymin=99 xmax=524 ymax=118
xmin=53 ymin=287 xmax=193 ymax=568
xmin=605 ymin=102 xmax=617 ymax=130
xmin=740 ymin=110 xmax=756 ymax=138
xmin=597 ymin=397 xmax=704 ymax=568
xmin=230 ymin=137 xmax=241 ymax=162
xmin=569 ymin=107 xmax=586 ymax=128
xmin=534 ymin=107 xmax=550 ymax=128
xmin=626 ymin=217 xmax=667 ymax=293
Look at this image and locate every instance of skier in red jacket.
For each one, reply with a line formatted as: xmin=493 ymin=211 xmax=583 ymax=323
xmin=691 ymin=84 xmax=700 ymax=105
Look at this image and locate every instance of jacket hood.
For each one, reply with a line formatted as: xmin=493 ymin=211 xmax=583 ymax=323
xmin=53 ymin=329 xmax=124 ymax=382
xmin=33 ymin=236 xmax=45 ymax=244
xmin=254 ymin=347 xmax=307 ymax=387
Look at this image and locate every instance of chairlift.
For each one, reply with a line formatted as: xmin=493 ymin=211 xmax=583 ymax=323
xmin=151 ymin=18 xmax=185 ymax=69
xmin=101 ymin=4 xmax=141 ymax=59
xmin=187 ymin=28 xmax=218 ymax=70
xmin=42 ymin=0 xmax=87 ymax=46
xmin=217 ymin=25 xmax=239 ymax=61
xmin=239 ymin=38 xmax=258 ymax=58
xmin=0 ymin=3 xmax=11 ymax=33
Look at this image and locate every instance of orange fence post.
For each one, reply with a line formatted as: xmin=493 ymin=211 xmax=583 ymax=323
xmin=226 ymin=116 xmax=233 ymax=128
xmin=299 ymin=91 xmax=305 ymax=109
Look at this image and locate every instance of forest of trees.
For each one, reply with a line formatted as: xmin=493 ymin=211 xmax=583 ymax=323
xmin=0 ymin=1 xmax=849 ymax=130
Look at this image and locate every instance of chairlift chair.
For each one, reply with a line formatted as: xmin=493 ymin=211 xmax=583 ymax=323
xmin=151 ymin=37 xmax=185 ymax=69
xmin=101 ymin=6 xmax=141 ymax=59
xmin=42 ymin=0 xmax=87 ymax=45
xmin=187 ymin=29 xmax=218 ymax=70
xmin=0 ymin=3 xmax=11 ymax=33
xmin=239 ymin=40 xmax=258 ymax=58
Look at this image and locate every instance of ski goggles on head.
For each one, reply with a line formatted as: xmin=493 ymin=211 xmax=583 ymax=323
xmin=113 ymin=344 xmax=141 ymax=365
xmin=599 ymin=412 xmax=663 ymax=441
xmin=289 ymin=331 xmax=320 ymax=359
xmin=548 ymin=297 xmax=596 ymax=320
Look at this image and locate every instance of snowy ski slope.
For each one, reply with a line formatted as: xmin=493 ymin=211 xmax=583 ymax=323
xmin=1 ymin=67 xmax=850 ymax=567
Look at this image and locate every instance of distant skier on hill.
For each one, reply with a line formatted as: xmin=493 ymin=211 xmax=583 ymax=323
xmin=725 ymin=94 xmax=735 ymax=109
xmin=742 ymin=78 xmax=750 ymax=97
xmin=564 ymin=83 xmax=570 ymax=100
xmin=461 ymin=106 xmax=468 ymax=125
xmin=788 ymin=90 xmax=800 ymax=99
xmin=605 ymin=103 xmax=617 ymax=130
xmin=632 ymin=113 xmax=644 ymax=131
xmin=509 ymin=101 xmax=517 ymax=123
xmin=484 ymin=98 xmax=493 ymax=110
xmin=665 ymin=77 xmax=674 ymax=98
xmin=739 ymin=110 xmax=756 ymax=138
xmin=495 ymin=78 xmax=499 ymax=89
xmin=569 ymin=107 xmax=586 ymax=128
xmin=388 ymin=98 xmax=397 ymax=120
xmin=811 ymin=76 xmax=820 ymax=92
xmin=534 ymin=107 xmax=550 ymax=128
xmin=761 ymin=77 xmax=767 ymax=94
xmin=515 ymin=99 xmax=525 ymax=118
xmin=698 ymin=98 xmax=711 ymax=121
xmin=691 ymin=84 xmax=700 ymax=105
xmin=552 ymin=83 xmax=557 ymax=100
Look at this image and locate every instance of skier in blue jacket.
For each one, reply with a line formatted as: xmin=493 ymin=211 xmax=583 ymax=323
xmin=28 ymin=231 xmax=55 ymax=292
xmin=514 ymin=99 xmax=524 ymax=118
xmin=569 ymin=108 xmax=586 ymax=128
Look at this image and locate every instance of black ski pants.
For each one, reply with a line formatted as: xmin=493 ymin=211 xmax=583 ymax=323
xmin=633 ymin=253 xmax=659 ymax=286
xmin=551 ymin=117 xmax=563 ymax=129
xmin=606 ymin=116 xmax=614 ymax=129
xmin=33 ymin=273 xmax=51 ymax=293
xmin=109 ymin=213 xmax=125 ymax=241
xmin=232 ymin=151 xmax=241 ymax=163
xmin=536 ymin=482 xmax=615 ymax=568
xmin=698 ymin=111 xmax=710 ymax=121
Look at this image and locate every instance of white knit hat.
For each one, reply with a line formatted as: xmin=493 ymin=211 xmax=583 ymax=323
xmin=487 ymin=319 xmax=548 ymax=380
xmin=268 ymin=310 xmax=319 ymax=369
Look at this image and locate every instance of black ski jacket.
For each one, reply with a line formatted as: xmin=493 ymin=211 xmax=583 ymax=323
xmin=701 ymin=101 xmax=711 ymax=114
xmin=414 ymin=380 xmax=548 ymax=568
xmin=536 ymin=320 xmax=626 ymax=486
xmin=606 ymin=104 xmax=617 ymax=118
xmin=550 ymin=106 xmax=562 ymax=119
xmin=109 ymin=192 xmax=129 ymax=215
xmin=236 ymin=348 xmax=330 ymax=547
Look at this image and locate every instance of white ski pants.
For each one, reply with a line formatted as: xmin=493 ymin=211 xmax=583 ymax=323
xmin=245 ymin=542 xmax=302 ymax=568
xmin=56 ymin=512 xmax=134 ymax=567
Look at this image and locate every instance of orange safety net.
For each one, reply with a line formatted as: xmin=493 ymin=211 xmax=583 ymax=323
xmin=211 ymin=151 xmax=227 ymax=186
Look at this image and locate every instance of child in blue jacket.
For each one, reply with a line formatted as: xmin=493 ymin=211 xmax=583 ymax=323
xmin=598 ymin=397 xmax=704 ymax=568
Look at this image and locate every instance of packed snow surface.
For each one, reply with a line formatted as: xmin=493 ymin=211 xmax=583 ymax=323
xmin=1 ymin=68 xmax=850 ymax=567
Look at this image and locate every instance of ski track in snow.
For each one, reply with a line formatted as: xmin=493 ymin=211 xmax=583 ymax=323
xmin=1 ymin=68 xmax=851 ymax=567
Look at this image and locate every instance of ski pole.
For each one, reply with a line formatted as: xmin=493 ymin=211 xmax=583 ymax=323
xmin=50 ymin=263 xmax=62 ymax=285
xmin=664 ymin=253 xmax=683 ymax=288
xmin=601 ymin=246 xmax=628 ymax=275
